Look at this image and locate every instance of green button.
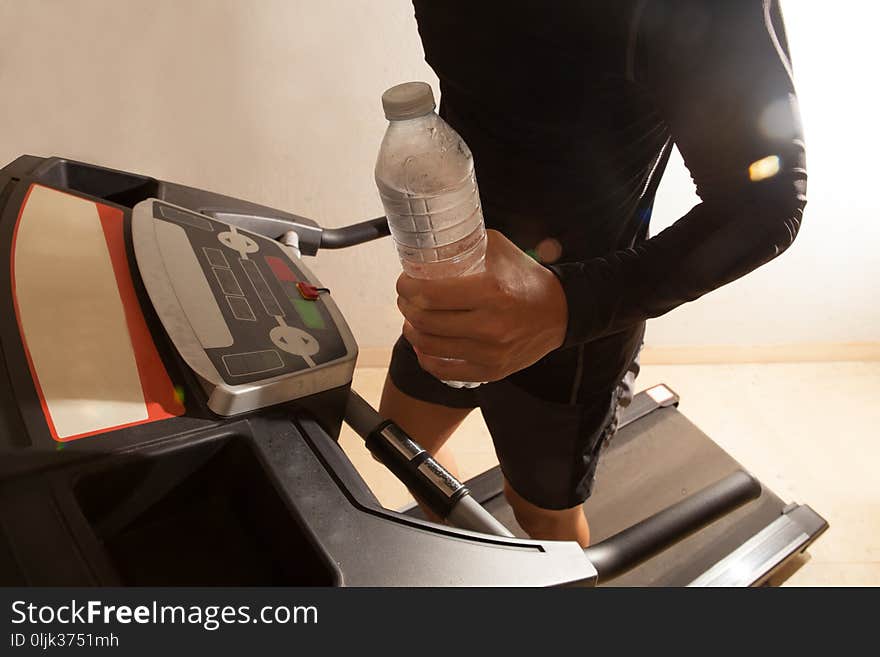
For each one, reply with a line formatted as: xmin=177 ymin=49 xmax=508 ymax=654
xmin=293 ymin=298 xmax=325 ymax=330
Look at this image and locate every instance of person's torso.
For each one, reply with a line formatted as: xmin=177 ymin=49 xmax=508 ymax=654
xmin=413 ymin=0 xmax=671 ymax=263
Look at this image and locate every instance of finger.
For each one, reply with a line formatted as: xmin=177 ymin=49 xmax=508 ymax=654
xmin=396 ymin=271 xmax=494 ymax=310
xmin=403 ymin=322 xmax=499 ymax=365
xmin=397 ymin=297 xmax=489 ymax=338
xmin=415 ymin=353 xmax=493 ymax=383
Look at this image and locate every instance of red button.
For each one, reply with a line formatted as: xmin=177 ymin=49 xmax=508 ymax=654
xmin=264 ymin=255 xmax=298 ymax=282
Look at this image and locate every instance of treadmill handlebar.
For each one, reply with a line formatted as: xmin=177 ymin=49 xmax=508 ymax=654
xmin=582 ymin=470 xmax=762 ymax=584
xmin=447 ymin=494 xmax=516 ymax=537
xmin=344 ymin=390 xmax=514 ymax=538
xmin=319 ymin=216 xmax=390 ymax=250
xmin=344 ymin=387 xmax=385 ymax=437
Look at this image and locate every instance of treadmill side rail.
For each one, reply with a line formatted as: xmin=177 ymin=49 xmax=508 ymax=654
xmin=618 ymin=384 xmax=679 ymax=430
xmin=688 ymin=504 xmax=828 ymax=587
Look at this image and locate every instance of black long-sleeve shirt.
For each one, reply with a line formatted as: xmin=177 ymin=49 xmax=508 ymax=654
xmin=412 ymin=0 xmax=806 ymax=396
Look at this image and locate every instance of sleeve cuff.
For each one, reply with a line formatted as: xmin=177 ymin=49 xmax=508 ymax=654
xmin=547 ymin=262 xmax=601 ymax=349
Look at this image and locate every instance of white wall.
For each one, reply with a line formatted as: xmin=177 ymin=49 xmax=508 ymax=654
xmin=1 ymin=1 xmax=875 ymax=350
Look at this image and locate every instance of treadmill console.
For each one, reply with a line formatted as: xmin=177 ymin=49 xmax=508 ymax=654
xmin=132 ymin=199 xmax=357 ymax=415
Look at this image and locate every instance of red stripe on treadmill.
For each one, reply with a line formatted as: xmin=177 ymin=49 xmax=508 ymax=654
xmin=96 ymin=202 xmax=184 ymax=430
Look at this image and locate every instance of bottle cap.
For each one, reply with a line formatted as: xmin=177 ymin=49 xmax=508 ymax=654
xmin=381 ymin=82 xmax=436 ymax=120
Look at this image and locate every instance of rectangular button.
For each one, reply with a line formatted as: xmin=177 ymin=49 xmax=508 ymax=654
xmin=239 ymin=258 xmax=284 ymax=317
xmin=157 ymin=204 xmax=214 ymax=231
xmin=203 ymin=247 xmax=230 ymax=268
xmin=265 ymin=254 xmax=298 ymax=282
xmin=226 ymin=295 xmax=256 ymax=321
xmin=292 ymin=298 xmax=325 ymax=330
xmin=221 ymin=349 xmax=285 ymax=377
xmin=213 ymin=267 xmax=243 ymax=296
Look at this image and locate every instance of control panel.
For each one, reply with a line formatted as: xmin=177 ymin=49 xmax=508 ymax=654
xmin=132 ymin=199 xmax=357 ymax=415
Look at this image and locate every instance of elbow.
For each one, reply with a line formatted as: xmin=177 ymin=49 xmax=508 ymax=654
xmin=750 ymin=167 xmax=807 ymax=262
xmin=744 ymin=138 xmax=808 ymax=259
xmin=762 ymin=186 xmax=806 ymax=260
xmin=765 ymin=202 xmax=804 ymax=261
xmin=697 ymin=183 xmax=807 ymax=286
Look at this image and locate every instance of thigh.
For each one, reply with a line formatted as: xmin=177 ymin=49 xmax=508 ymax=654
xmin=479 ymin=377 xmax=616 ymax=511
xmin=379 ymin=375 xmax=471 ymax=454
xmin=476 ymin=326 xmax=644 ymax=511
xmin=380 ymin=335 xmax=476 ymax=453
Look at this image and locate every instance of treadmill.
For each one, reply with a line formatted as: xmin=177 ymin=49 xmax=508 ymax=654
xmin=0 ymin=155 xmax=827 ymax=586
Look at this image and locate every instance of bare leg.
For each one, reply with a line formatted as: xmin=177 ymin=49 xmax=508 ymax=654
xmin=379 ymin=375 xmax=471 ymax=518
xmin=503 ymin=478 xmax=591 ymax=547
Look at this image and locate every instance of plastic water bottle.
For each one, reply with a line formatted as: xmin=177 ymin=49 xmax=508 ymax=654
xmin=375 ymin=81 xmax=486 ymax=388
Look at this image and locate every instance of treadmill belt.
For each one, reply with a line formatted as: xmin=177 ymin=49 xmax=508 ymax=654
xmin=478 ymin=407 xmax=789 ymax=586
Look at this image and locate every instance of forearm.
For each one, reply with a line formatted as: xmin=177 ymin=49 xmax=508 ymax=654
xmin=550 ymin=174 xmax=806 ymax=346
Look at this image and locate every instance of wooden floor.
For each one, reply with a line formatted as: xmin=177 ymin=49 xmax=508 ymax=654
xmin=338 ymin=361 xmax=880 ymax=587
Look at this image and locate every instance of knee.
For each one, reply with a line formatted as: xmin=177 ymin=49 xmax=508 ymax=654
xmin=512 ymin=510 xmax=554 ymax=539
xmin=509 ymin=502 xmax=565 ymax=538
xmin=504 ymin=483 xmax=589 ymax=545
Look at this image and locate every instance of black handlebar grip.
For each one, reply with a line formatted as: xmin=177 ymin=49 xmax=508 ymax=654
xmin=319 ymin=216 xmax=390 ymax=250
xmin=582 ymin=470 xmax=761 ymax=583
xmin=345 ymin=390 xmax=466 ymax=518
xmin=345 ymin=390 xmax=513 ymax=536
xmin=364 ymin=421 xmax=468 ymax=517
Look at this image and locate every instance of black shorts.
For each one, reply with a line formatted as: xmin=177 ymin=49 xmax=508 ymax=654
xmin=388 ymin=324 xmax=644 ymax=510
